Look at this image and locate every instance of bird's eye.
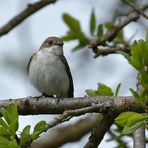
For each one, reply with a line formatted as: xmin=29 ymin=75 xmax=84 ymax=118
xmin=48 ymin=41 xmax=52 ymax=45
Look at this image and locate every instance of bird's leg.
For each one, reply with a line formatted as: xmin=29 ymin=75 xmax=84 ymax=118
xmin=56 ymin=96 xmax=63 ymax=103
xmin=41 ymin=93 xmax=54 ymax=98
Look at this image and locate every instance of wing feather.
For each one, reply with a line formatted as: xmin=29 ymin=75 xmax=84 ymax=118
xmin=59 ymin=55 xmax=74 ymax=98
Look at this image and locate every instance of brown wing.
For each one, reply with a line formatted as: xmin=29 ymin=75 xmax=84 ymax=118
xmin=27 ymin=53 xmax=36 ymax=73
xmin=60 ymin=55 xmax=74 ymax=98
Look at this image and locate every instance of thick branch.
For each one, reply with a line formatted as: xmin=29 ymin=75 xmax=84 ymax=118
xmin=0 ymin=0 xmax=57 ymax=36
xmin=13 ymin=95 xmax=144 ymax=147
xmin=0 ymin=96 xmax=144 ymax=115
xmin=0 ymin=96 xmax=145 ymax=147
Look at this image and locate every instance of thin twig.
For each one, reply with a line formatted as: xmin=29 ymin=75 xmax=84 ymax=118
xmin=90 ymin=3 xmax=148 ymax=55
xmin=122 ymin=0 xmax=148 ymax=19
xmin=94 ymin=46 xmax=130 ymax=58
xmin=0 ymin=0 xmax=57 ymax=36
xmin=84 ymin=114 xmax=116 ymax=148
xmin=107 ymin=129 xmax=129 ymax=148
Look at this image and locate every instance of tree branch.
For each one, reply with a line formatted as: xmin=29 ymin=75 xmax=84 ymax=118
xmin=90 ymin=3 xmax=148 ymax=56
xmin=25 ymin=102 xmax=115 ymax=147
xmin=31 ymin=115 xmax=99 ymax=148
xmin=93 ymin=46 xmax=130 ymax=58
xmin=0 ymin=96 xmax=144 ymax=115
xmin=0 ymin=0 xmax=57 ymax=37
xmin=132 ymin=73 xmax=147 ymax=148
xmin=84 ymin=114 xmax=116 ymax=148
xmin=107 ymin=129 xmax=129 ymax=148
xmin=0 ymin=96 xmax=145 ymax=147
xmin=133 ymin=124 xmax=145 ymax=148
xmin=122 ymin=0 xmax=148 ymax=19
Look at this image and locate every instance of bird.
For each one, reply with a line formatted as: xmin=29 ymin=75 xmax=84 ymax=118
xmin=28 ymin=37 xmax=74 ymax=98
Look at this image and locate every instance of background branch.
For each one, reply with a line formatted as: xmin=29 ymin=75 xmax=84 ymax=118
xmin=0 ymin=0 xmax=57 ymax=37
xmin=90 ymin=3 xmax=148 ymax=55
xmin=133 ymin=124 xmax=145 ymax=148
xmin=84 ymin=114 xmax=116 ymax=148
xmin=31 ymin=115 xmax=99 ymax=148
xmin=122 ymin=0 xmax=148 ymax=19
xmin=107 ymin=129 xmax=129 ymax=148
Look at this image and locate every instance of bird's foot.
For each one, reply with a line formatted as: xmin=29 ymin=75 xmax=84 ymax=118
xmin=56 ymin=96 xmax=63 ymax=103
xmin=41 ymin=93 xmax=54 ymax=98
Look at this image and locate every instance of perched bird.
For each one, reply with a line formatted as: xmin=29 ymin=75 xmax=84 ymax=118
xmin=28 ymin=37 xmax=74 ymax=98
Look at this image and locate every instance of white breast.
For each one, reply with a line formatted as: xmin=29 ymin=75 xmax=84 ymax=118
xmin=29 ymin=48 xmax=69 ymax=97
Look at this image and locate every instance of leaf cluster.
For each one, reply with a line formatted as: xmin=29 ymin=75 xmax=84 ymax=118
xmin=86 ymin=83 xmax=121 ymax=97
xmin=62 ymin=10 xmax=126 ymax=53
xmin=0 ymin=103 xmax=47 ymax=148
xmin=115 ymin=34 xmax=148 ymax=135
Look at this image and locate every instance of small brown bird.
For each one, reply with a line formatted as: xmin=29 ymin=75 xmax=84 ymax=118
xmin=28 ymin=37 xmax=74 ymax=98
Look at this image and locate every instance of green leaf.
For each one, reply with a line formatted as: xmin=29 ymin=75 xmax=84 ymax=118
xmin=86 ymin=89 xmax=96 ymax=97
xmin=62 ymin=31 xmax=77 ymax=41
xmin=72 ymin=39 xmax=89 ymax=51
xmin=138 ymin=39 xmax=148 ymax=64
xmin=141 ymin=70 xmax=148 ymax=89
xmin=31 ymin=131 xmax=41 ymax=140
xmin=33 ymin=120 xmax=46 ymax=133
xmin=97 ymin=83 xmax=114 ymax=96
xmin=0 ymin=127 xmax=9 ymax=137
xmin=90 ymin=9 xmax=96 ymax=35
xmin=0 ymin=120 xmax=9 ymax=138
xmin=1 ymin=103 xmax=18 ymax=125
xmin=62 ymin=13 xmax=89 ymax=51
xmin=105 ymin=22 xmax=114 ymax=30
xmin=121 ymin=121 xmax=143 ymax=135
xmin=20 ymin=125 xmax=31 ymax=145
xmin=10 ymin=136 xmax=19 ymax=148
xmin=0 ymin=137 xmax=12 ymax=148
xmin=72 ymin=44 xmax=85 ymax=52
xmin=0 ymin=137 xmax=19 ymax=148
xmin=117 ymin=30 xmax=124 ymax=41
xmin=130 ymin=88 xmax=148 ymax=108
xmin=32 ymin=120 xmax=46 ymax=140
xmin=0 ymin=117 xmax=8 ymax=128
xmin=97 ymin=24 xmax=103 ymax=37
xmin=130 ymin=88 xmax=140 ymax=99
xmin=63 ymin=13 xmax=81 ymax=33
xmin=7 ymin=103 xmax=18 ymax=120
xmin=114 ymin=30 xmax=124 ymax=43
xmin=115 ymin=83 xmax=121 ymax=96
xmin=115 ymin=112 xmax=147 ymax=127
xmin=8 ymin=119 xmax=18 ymax=136
xmin=1 ymin=109 xmax=11 ymax=125
xmin=129 ymin=41 xmax=144 ymax=70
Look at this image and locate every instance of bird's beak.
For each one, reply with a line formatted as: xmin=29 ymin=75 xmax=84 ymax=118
xmin=56 ymin=42 xmax=64 ymax=47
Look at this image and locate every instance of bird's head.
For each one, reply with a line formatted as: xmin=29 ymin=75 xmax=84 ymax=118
xmin=39 ymin=37 xmax=64 ymax=55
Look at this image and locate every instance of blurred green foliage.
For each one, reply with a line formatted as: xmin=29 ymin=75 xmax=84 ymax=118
xmin=0 ymin=103 xmax=47 ymax=148
xmin=62 ymin=10 xmax=125 ymax=52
